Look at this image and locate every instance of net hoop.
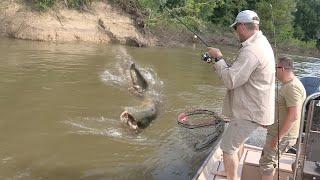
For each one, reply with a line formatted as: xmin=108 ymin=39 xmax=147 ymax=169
xmin=177 ymin=109 xmax=223 ymax=129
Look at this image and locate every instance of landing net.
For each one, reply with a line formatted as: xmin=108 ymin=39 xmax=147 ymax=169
xmin=177 ymin=109 xmax=225 ymax=151
xmin=177 ymin=109 xmax=223 ymax=129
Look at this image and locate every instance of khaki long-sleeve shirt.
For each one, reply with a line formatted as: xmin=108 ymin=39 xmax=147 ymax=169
xmin=214 ymin=31 xmax=275 ymax=125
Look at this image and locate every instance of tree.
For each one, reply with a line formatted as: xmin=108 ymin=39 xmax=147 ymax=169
xmin=254 ymin=0 xmax=296 ymax=43
xmin=294 ymin=0 xmax=320 ymax=41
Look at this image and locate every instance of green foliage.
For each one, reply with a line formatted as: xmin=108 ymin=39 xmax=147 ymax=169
xmin=27 ymin=0 xmax=92 ymax=10
xmin=255 ymin=0 xmax=296 ymax=42
xmin=291 ymin=38 xmax=317 ymax=48
xmin=294 ymin=0 xmax=320 ymax=41
xmin=138 ymin=0 xmax=318 ymax=48
xmin=139 ymin=0 xmax=160 ymax=12
xmin=164 ymin=0 xmax=186 ymax=9
xmin=207 ymin=0 xmax=247 ymax=26
xmin=24 ymin=0 xmax=319 ymax=48
xmin=37 ymin=0 xmax=56 ymax=10
xmin=66 ymin=0 xmax=92 ymax=10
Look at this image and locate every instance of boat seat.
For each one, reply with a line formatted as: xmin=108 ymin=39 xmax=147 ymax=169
xmin=241 ymin=149 xmax=295 ymax=180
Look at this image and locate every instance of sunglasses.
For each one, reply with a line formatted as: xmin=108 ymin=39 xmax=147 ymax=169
xmin=233 ymin=23 xmax=242 ymax=30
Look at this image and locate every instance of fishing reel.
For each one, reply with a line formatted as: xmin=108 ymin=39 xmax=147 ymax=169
xmin=201 ymin=52 xmax=212 ymax=63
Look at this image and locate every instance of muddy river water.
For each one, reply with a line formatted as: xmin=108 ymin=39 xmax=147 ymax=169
xmin=0 ymin=37 xmax=319 ymax=179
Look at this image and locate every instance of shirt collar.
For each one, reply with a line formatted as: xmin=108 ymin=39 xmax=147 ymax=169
xmin=240 ymin=31 xmax=262 ymax=47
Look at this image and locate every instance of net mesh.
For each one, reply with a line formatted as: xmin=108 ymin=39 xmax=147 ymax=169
xmin=177 ymin=109 xmax=225 ymax=151
xmin=177 ymin=109 xmax=223 ymax=129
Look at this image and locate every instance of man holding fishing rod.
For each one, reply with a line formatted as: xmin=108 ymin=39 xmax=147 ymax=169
xmin=206 ymin=10 xmax=275 ymax=180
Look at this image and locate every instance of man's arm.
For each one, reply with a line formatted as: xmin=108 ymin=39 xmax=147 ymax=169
xmin=279 ymin=106 xmax=299 ymax=140
xmin=270 ymin=85 xmax=303 ymax=149
xmin=270 ymin=106 xmax=299 ymax=149
xmin=208 ymin=48 xmax=259 ymax=90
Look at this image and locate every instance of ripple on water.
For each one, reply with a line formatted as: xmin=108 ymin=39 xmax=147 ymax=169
xmin=174 ymin=85 xmax=224 ymax=114
xmin=100 ymin=69 xmax=125 ymax=87
xmin=63 ymin=116 xmax=158 ymax=146
xmin=284 ymin=54 xmax=320 ymax=77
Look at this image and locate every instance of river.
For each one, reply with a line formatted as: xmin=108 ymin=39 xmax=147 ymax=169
xmin=0 ymin=37 xmax=319 ymax=179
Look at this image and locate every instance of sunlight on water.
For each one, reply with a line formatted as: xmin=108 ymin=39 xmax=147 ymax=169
xmin=286 ymin=54 xmax=320 ymax=77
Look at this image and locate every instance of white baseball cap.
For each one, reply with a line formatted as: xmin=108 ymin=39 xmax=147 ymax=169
xmin=230 ymin=10 xmax=260 ymax=27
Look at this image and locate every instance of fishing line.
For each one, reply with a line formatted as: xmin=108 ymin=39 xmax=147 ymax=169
xmin=161 ymin=3 xmax=232 ymax=65
xmin=162 ymin=6 xmax=210 ymax=47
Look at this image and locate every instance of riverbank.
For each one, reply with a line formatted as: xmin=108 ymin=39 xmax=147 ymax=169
xmin=0 ymin=1 xmax=155 ymax=47
xmin=0 ymin=0 xmax=318 ymax=58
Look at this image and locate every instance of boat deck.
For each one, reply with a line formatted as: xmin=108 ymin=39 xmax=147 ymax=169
xmin=194 ymin=144 xmax=296 ymax=180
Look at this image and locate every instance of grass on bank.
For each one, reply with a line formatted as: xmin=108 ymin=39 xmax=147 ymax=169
xmin=27 ymin=0 xmax=92 ymax=10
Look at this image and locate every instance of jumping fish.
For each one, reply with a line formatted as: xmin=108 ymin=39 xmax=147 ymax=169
xmin=120 ymin=98 xmax=158 ymax=130
xmin=129 ymin=63 xmax=148 ymax=95
xmin=120 ymin=63 xmax=159 ymax=130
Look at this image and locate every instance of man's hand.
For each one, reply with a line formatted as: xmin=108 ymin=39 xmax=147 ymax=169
xmin=270 ymin=136 xmax=279 ymax=150
xmin=207 ymin=47 xmax=223 ymax=58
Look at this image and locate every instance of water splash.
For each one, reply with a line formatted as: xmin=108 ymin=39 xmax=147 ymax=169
xmin=100 ymin=69 xmax=125 ymax=87
xmin=63 ymin=117 xmax=157 ymax=145
xmin=100 ymin=47 xmax=164 ymax=102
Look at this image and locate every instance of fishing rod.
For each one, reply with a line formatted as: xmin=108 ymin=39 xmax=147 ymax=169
xmin=270 ymin=4 xmax=279 ymax=179
xmin=163 ymin=6 xmax=215 ymax=63
xmin=163 ymin=7 xmax=210 ymax=47
xmin=162 ymin=4 xmax=232 ymax=65
xmin=269 ymin=3 xmax=281 ymax=180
